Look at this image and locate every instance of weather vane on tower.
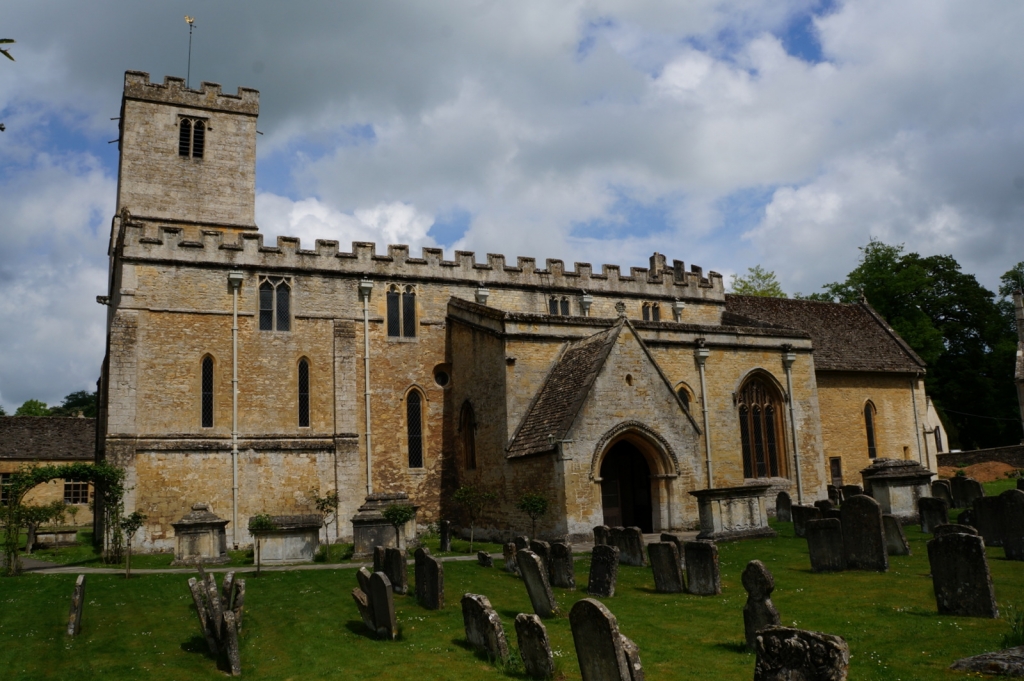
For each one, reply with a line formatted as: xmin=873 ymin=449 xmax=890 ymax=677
xmin=185 ymin=15 xmax=196 ymax=89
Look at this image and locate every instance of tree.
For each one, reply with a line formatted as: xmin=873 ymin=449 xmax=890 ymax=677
xmin=0 ymin=404 xmax=6 ymax=416
xmin=381 ymin=504 xmax=417 ymax=548
xmin=309 ymin=489 xmax=340 ymax=544
xmin=248 ymin=514 xmax=277 ymax=576
xmin=999 ymin=261 xmax=1024 ymax=298
xmin=20 ymin=501 xmax=66 ymax=555
xmin=119 ymin=511 xmax=147 ymax=579
xmin=49 ymin=390 xmax=98 ymax=418
xmin=452 ymin=485 xmax=496 ymax=552
xmin=15 ymin=400 xmax=49 ymax=416
xmin=516 ymin=492 xmax=548 ymax=538
xmin=730 ymin=265 xmax=787 ymax=298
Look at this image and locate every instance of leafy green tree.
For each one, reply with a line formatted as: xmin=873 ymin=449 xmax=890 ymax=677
xmin=730 ymin=265 xmax=787 ymax=298
xmin=515 ymin=492 xmax=548 ymax=538
xmin=21 ymin=501 xmax=66 ymax=554
xmin=15 ymin=400 xmax=49 ymax=416
xmin=381 ymin=504 xmax=417 ymax=548
xmin=309 ymin=489 xmax=340 ymax=544
xmin=452 ymin=485 xmax=496 ymax=552
xmin=50 ymin=390 xmax=98 ymax=418
xmin=999 ymin=261 xmax=1024 ymax=298
xmin=119 ymin=511 xmax=147 ymax=579
xmin=0 ymin=404 xmax=6 ymax=416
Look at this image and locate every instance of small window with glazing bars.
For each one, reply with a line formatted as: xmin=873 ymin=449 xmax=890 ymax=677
xmin=298 ymin=358 xmax=310 ymax=428
xmin=386 ymin=284 xmax=416 ymax=338
xmin=201 ymin=355 xmax=215 ymax=428
xmin=548 ymin=296 xmax=570 ymax=316
xmin=178 ymin=117 xmax=206 ymax=158
xmin=259 ymin=276 xmax=292 ymax=331
xmin=407 ymin=390 xmax=424 ymax=468
xmin=642 ymin=302 xmax=661 ymax=321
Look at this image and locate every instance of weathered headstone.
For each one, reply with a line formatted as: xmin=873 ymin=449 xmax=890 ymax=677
xmin=841 ymin=484 xmax=863 ymax=499
xmin=754 ymin=627 xmax=850 ymax=681
xmin=223 ymin=610 xmax=242 ymax=676
xmin=477 ymin=551 xmax=494 ymax=567
xmin=414 ymin=546 xmax=444 ymax=610
xmin=352 ymin=587 xmax=375 ymax=631
xmin=957 ymin=508 xmax=975 ymax=527
xmin=461 ymin=594 xmax=510 ymax=662
xmin=824 ymin=509 xmax=842 ymax=521
xmin=373 ymin=545 xmax=387 ymax=573
xmin=66 ymin=574 xmax=86 ymax=637
xmin=814 ymin=499 xmax=834 ymax=515
xmin=379 ymin=547 xmax=408 ymax=594
xmin=951 ymin=476 xmax=985 ymax=509
xmin=1001 ymin=489 xmax=1024 ymax=561
xmin=882 ymin=514 xmax=910 ymax=556
xmin=806 ymin=518 xmax=846 ymax=572
xmin=659 ymin=533 xmax=686 ymax=572
xmin=927 ymin=532 xmax=998 ymax=618
xmin=594 ymin=525 xmax=610 ymax=545
xmin=648 ymin=542 xmax=685 ymax=593
xmin=775 ymin=491 xmax=792 ymax=523
xmin=357 ymin=566 xmax=372 ymax=594
xmin=187 ymin=569 xmax=245 ymax=675
xmin=791 ymin=505 xmax=821 ymax=538
xmin=972 ymin=496 xmax=1004 ymax=547
xmin=931 ymin=479 xmax=953 ymax=508
xmin=827 ymin=485 xmax=842 ymax=507
xmin=684 ymin=540 xmax=721 ymax=596
xmin=933 ymin=522 xmax=977 ymax=537
xmin=515 ymin=613 xmax=555 ymax=680
xmin=587 ymin=545 xmax=620 ymax=598
xmin=519 ymin=550 xmax=558 ymax=618
xmin=918 ymin=497 xmax=949 ymax=534
xmin=840 ymin=494 xmax=888 ymax=572
xmin=369 ymin=571 xmax=398 ymax=639
xmin=502 ymin=542 xmax=519 ymax=575
xmin=610 ymin=526 xmax=647 ymax=567
xmin=439 ymin=520 xmax=453 ymax=552
xmin=569 ymin=598 xmax=643 ymax=681
xmin=549 ymin=542 xmax=576 ymax=589
xmin=514 ymin=535 xmax=530 ymax=552
xmin=951 ymin=647 xmax=1024 ymax=676
xmin=529 ymin=540 xmax=551 ymax=571
xmin=742 ymin=560 xmax=781 ymax=650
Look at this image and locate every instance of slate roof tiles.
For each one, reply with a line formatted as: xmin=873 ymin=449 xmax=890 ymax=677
xmin=0 ymin=417 xmax=96 ymax=460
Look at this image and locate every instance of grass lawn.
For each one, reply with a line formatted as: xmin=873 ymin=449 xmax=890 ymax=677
xmin=2 ymin=519 xmax=1023 ymax=681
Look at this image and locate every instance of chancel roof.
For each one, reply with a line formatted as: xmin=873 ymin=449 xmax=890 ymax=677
xmin=0 ymin=417 xmax=96 ymax=460
xmin=724 ymin=295 xmax=926 ymax=373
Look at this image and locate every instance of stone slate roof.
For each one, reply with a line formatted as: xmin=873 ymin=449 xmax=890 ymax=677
xmin=0 ymin=417 xmax=96 ymax=460
xmin=725 ymin=295 xmax=926 ymax=373
xmin=507 ymin=323 xmax=623 ymax=458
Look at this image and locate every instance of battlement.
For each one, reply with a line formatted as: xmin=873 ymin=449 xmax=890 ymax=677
xmin=119 ymin=220 xmax=725 ymax=300
xmin=123 ymin=71 xmax=259 ymax=116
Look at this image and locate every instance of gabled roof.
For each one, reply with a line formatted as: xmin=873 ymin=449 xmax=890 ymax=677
xmin=0 ymin=417 xmax=96 ymax=460
xmin=724 ymin=295 xmax=926 ymax=373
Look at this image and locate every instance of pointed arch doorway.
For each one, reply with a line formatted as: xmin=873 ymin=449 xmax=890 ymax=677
xmin=599 ymin=440 xmax=654 ymax=532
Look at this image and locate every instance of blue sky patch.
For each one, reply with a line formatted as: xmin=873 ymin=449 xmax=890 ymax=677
xmin=777 ymin=0 xmax=836 ymax=64
xmin=256 ymin=123 xmax=376 ymax=198
xmin=714 ymin=185 xmax=777 ymax=238
xmin=570 ymin=190 xmax=677 ymax=240
xmin=0 ymin=107 xmax=119 ymax=181
xmin=428 ymin=207 xmax=472 ymax=247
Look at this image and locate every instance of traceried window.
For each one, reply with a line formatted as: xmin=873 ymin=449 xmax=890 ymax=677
xmin=548 ymin=296 xmax=570 ymax=316
xmin=259 ymin=277 xmax=291 ymax=331
xmin=178 ymin=117 xmax=206 ymax=158
xmin=676 ymin=385 xmax=691 ymax=412
xmin=64 ymin=479 xmax=91 ymax=505
xmin=407 ymin=390 xmax=424 ymax=468
xmin=642 ymin=302 xmax=661 ymax=322
xmin=865 ymin=401 xmax=878 ymax=459
xmin=201 ymin=355 xmax=215 ymax=428
xmin=0 ymin=473 xmax=10 ymax=505
xmin=738 ymin=375 xmax=787 ymax=478
xmin=934 ymin=427 xmax=943 ymax=453
xmin=387 ymin=285 xmax=417 ymax=338
xmin=460 ymin=401 xmax=477 ymax=470
xmin=298 ymin=358 xmax=310 ymax=428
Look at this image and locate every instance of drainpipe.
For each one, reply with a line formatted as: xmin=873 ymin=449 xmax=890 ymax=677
xmin=911 ymin=374 xmax=924 ymax=465
xmin=227 ymin=271 xmax=244 ymax=548
xmin=359 ymin=280 xmax=374 ymax=495
xmin=695 ymin=338 xmax=713 ymax=488
xmin=781 ymin=345 xmax=803 ymax=504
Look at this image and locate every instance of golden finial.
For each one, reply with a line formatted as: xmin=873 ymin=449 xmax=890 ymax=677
xmin=185 ymin=15 xmax=195 ymax=25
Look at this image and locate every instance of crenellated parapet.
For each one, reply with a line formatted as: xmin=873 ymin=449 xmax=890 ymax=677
xmin=120 ymin=222 xmax=724 ymax=300
xmin=123 ymin=71 xmax=259 ymax=116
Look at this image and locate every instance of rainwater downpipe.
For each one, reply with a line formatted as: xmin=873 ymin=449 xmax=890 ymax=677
xmin=695 ymin=339 xmax=712 ymax=489
xmin=911 ymin=373 xmax=924 ymax=465
xmin=359 ymin=280 xmax=374 ymax=496
xmin=227 ymin=271 xmax=244 ymax=549
xmin=781 ymin=346 xmax=803 ymax=504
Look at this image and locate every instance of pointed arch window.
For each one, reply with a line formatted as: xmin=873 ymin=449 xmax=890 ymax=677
xmin=642 ymin=302 xmax=661 ymax=321
xmin=407 ymin=390 xmax=424 ymax=468
xmin=460 ymin=401 xmax=477 ymax=470
xmin=201 ymin=355 xmax=215 ymax=428
xmin=178 ymin=117 xmax=206 ymax=159
xmin=298 ymin=358 xmax=310 ymax=428
xmin=738 ymin=375 xmax=787 ymax=478
xmin=864 ymin=401 xmax=878 ymax=459
xmin=676 ymin=385 xmax=691 ymax=412
xmin=387 ymin=284 xmax=417 ymax=337
xmin=259 ymin=276 xmax=291 ymax=331
xmin=548 ymin=296 xmax=570 ymax=316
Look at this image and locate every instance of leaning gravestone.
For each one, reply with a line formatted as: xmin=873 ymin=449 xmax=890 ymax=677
xmin=515 ymin=613 xmax=555 ymax=680
xmin=529 ymin=540 xmax=551 ymax=571
xmin=415 ymin=547 xmax=444 ymax=610
xmin=660 ymin=533 xmax=686 ymax=572
xmin=917 ymin=497 xmax=948 ymax=534
xmin=814 ymin=499 xmax=835 ymax=515
xmin=933 ymin=523 xmax=977 ymax=537
xmin=587 ymin=545 xmax=620 ymax=598
xmin=840 ymin=494 xmax=888 ymax=572
xmin=549 ymin=542 xmax=576 ymax=589
xmin=806 ymin=518 xmax=846 ymax=572
xmin=369 ymin=572 xmax=398 ymax=640
xmin=477 ymin=551 xmax=494 ymax=567
xmin=742 ymin=560 xmax=781 ymax=651
xmin=569 ymin=598 xmax=644 ymax=681
xmin=972 ymin=496 xmax=1004 ymax=547
xmin=502 ymin=542 xmax=519 ymax=575
xmin=383 ymin=547 xmax=408 ymax=594
xmin=610 ymin=526 xmax=647 ymax=567
xmin=66 ymin=574 xmax=86 ymax=637
xmin=352 ymin=586 xmax=375 ymax=631
xmin=461 ymin=594 xmax=510 ymax=662
xmin=1001 ymin=489 xmax=1024 ymax=561
xmin=684 ymin=540 xmax=721 ymax=595
xmin=648 ymin=542 xmax=685 ymax=593
xmin=931 ymin=480 xmax=953 ymax=508
xmin=439 ymin=520 xmax=453 ymax=552
xmin=928 ymin=532 xmax=998 ymax=618
xmin=514 ymin=535 xmax=530 ymax=552
xmin=187 ymin=569 xmax=245 ymax=676
xmin=519 ymin=550 xmax=558 ymax=618
xmin=791 ymin=505 xmax=821 ymax=539
xmin=593 ymin=525 xmax=610 ymax=546
xmin=882 ymin=514 xmax=911 ymax=556
xmin=754 ymin=627 xmax=850 ymax=681
xmin=776 ymin=491 xmax=792 ymax=523
xmin=841 ymin=484 xmax=864 ymax=499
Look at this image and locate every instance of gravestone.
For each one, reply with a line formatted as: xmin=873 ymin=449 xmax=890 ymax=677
xmin=357 ymin=566 xmax=372 ymax=594
xmin=824 ymin=509 xmax=843 ymax=521
xmin=775 ymin=491 xmax=792 ymax=523
xmin=549 ymin=542 xmax=576 ymax=589
xmin=502 ymin=542 xmax=519 ymax=575
xmin=927 ymin=532 xmax=998 ymax=618
xmin=461 ymin=594 xmax=510 ymax=662
xmin=514 ymin=535 xmax=530 ymax=552
xmin=66 ymin=574 xmax=86 ymax=637
xmin=660 ymin=533 xmax=686 ymax=572
xmin=972 ymin=496 xmax=1004 ymax=547
xmin=570 ymin=598 xmax=643 ymax=681
xmin=369 ymin=571 xmax=398 ymax=639
xmin=373 ymin=545 xmax=386 ymax=573
xmin=931 ymin=480 xmax=953 ymax=508
xmin=952 ymin=647 xmax=1024 ymax=676
xmin=917 ymin=497 xmax=948 ymax=534
xmin=587 ymin=545 xmax=620 ymax=598
xmin=610 ymin=526 xmax=647 ymax=566
xmin=594 ymin=525 xmax=610 ymax=545
xmin=439 ymin=520 xmax=453 ymax=552
xmin=841 ymin=484 xmax=863 ymax=499
xmin=187 ymin=569 xmax=246 ymax=675
xmin=840 ymin=494 xmax=888 ymax=572
xmin=934 ymin=522 xmax=977 ymax=537
xmin=477 ymin=551 xmax=493 ymax=567
xmin=684 ymin=541 xmax=721 ymax=596
xmin=814 ymin=499 xmax=834 ymax=514
xmin=791 ymin=505 xmax=821 ymax=539
xmin=223 ymin=610 xmax=242 ymax=676
xmin=951 ymin=476 xmax=984 ymax=508
xmin=518 ymin=550 xmax=558 ymax=618
xmin=414 ymin=547 xmax=444 ymax=610
xmin=806 ymin=519 xmax=846 ymax=572
xmin=529 ymin=540 xmax=551 ymax=571
xmin=352 ymin=587 xmax=375 ymax=631
xmin=515 ymin=613 xmax=555 ymax=680
xmin=742 ymin=560 xmax=781 ymax=650
xmin=957 ymin=508 xmax=975 ymax=528
xmin=827 ymin=485 xmax=842 ymax=506
xmin=1000 ymin=489 xmax=1024 ymax=561
xmin=648 ymin=542 xmax=684 ymax=593
xmin=882 ymin=514 xmax=911 ymax=556
xmin=383 ymin=547 xmax=408 ymax=594
xmin=754 ymin=627 xmax=850 ymax=681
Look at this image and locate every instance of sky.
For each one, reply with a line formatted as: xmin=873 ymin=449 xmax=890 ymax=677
xmin=2 ymin=1 xmax=1024 ymax=412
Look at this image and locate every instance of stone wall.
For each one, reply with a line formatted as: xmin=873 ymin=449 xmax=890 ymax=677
xmin=937 ymin=444 xmax=1024 ymax=469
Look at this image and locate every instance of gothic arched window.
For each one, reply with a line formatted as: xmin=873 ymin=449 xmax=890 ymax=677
xmin=201 ymin=355 xmax=215 ymax=428
xmin=864 ymin=401 xmax=878 ymax=459
xmin=738 ymin=375 xmax=787 ymax=478
xmin=460 ymin=401 xmax=477 ymax=470
xmin=178 ymin=117 xmax=205 ymax=158
xmin=642 ymin=302 xmax=661 ymax=321
xmin=298 ymin=358 xmax=310 ymax=428
xmin=407 ymin=390 xmax=424 ymax=468
xmin=387 ymin=284 xmax=417 ymax=337
xmin=676 ymin=385 xmax=692 ymax=412
xmin=259 ymin=277 xmax=291 ymax=331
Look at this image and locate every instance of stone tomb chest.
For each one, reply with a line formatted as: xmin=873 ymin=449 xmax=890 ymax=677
xmin=251 ymin=515 xmax=322 ymax=564
xmin=171 ymin=503 xmax=229 ymax=565
xmin=861 ymin=459 xmax=934 ymax=524
xmin=351 ymin=492 xmax=418 ymax=559
xmin=690 ymin=483 xmax=777 ymax=541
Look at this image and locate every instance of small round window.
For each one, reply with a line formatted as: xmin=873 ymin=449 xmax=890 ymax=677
xmin=433 ymin=364 xmax=451 ymax=387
